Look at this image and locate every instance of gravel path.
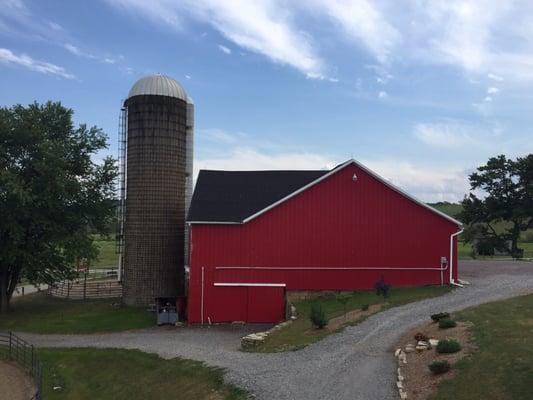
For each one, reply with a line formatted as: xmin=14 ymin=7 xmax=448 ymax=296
xmin=20 ymin=261 xmax=533 ymax=400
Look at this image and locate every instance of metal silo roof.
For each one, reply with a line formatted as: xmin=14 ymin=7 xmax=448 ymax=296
xmin=127 ymin=74 xmax=188 ymax=101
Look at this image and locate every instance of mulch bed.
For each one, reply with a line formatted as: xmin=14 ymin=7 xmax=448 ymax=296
xmin=306 ymin=303 xmax=384 ymax=335
xmin=396 ymin=321 xmax=475 ymax=400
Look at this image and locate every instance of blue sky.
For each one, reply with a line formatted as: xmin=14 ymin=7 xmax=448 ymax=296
xmin=1 ymin=0 xmax=533 ymax=202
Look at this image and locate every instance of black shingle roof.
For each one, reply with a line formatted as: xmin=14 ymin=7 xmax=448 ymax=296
xmin=187 ymin=169 xmax=329 ymax=223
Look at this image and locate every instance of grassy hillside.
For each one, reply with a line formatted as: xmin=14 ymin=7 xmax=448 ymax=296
xmin=427 ymin=202 xmax=463 ymax=219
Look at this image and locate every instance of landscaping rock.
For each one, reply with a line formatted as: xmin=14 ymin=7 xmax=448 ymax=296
xmin=429 ymin=339 xmax=439 ymax=346
xmin=395 ymin=348 xmax=402 ymax=357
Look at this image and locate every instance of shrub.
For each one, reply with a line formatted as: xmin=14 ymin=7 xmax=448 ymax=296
xmin=436 ymin=339 xmax=461 ymax=354
xmin=336 ymin=293 xmax=351 ymax=318
xmin=414 ymin=332 xmax=429 ymax=342
xmin=310 ymin=302 xmax=328 ymax=329
xmin=374 ymin=276 xmax=391 ymax=299
xmin=439 ymin=318 xmax=457 ymax=329
xmin=431 ymin=312 xmax=450 ymax=322
xmin=361 ymin=304 xmax=369 ymax=311
xmin=428 ymin=360 xmax=451 ymax=374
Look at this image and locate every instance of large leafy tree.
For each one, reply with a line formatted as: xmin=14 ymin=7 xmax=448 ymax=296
xmin=0 ymin=102 xmax=117 ymax=312
xmin=461 ymin=154 xmax=533 ymax=258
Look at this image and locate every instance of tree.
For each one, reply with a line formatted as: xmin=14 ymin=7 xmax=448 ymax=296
xmin=460 ymin=154 xmax=533 ymax=258
xmin=0 ymin=102 xmax=117 ymax=312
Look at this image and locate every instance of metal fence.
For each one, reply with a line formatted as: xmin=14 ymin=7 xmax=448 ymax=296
xmin=0 ymin=331 xmax=43 ymax=400
xmin=48 ymin=268 xmax=122 ymax=300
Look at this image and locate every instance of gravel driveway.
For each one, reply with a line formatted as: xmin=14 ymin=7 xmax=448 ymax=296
xmin=20 ymin=260 xmax=533 ymax=400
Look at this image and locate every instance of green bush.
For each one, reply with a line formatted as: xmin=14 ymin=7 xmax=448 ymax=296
xmin=336 ymin=293 xmax=351 ymax=317
xmin=310 ymin=302 xmax=328 ymax=329
xmin=439 ymin=318 xmax=457 ymax=329
xmin=361 ymin=304 xmax=369 ymax=311
xmin=436 ymin=339 xmax=462 ymax=354
xmin=374 ymin=276 xmax=391 ymax=299
xmin=428 ymin=360 xmax=451 ymax=374
xmin=431 ymin=312 xmax=450 ymax=322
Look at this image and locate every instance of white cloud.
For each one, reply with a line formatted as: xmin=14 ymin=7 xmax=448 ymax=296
xmin=218 ymin=44 xmax=231 ymax=55
xmin=64 ymin=43 xmax=84 ymax=57
xmin=185 ymin=74 xmax=191 ymax=79
xmin=487 ymin=73 xmax=504 ymax=81
xmin=307 ymin=0 xmax=400 ymax=63
xmin=362 ymin=159 xmax=469 ymax=203
xmin=108 ymin=0 xmax=326 ymax=79
xmin=487 ymin=87 xmax=499 ymax=94
xmin=200 ymin=128 xmax=247 ymax=144
xmin=484 ymin=96 xmax=492 ymax=102
xmin=413 ymin=121 xmax=480 ymax=148
xmin=196 ymin=146 xmax=468 ymax=202
xmin=106 ymin=0 xmax=533 ymax=82
xmin=0 ymin=47 xmax=75 ymax=79
xmin=378 ymin=91 xmax=388 ymax=98
xmin=64 ymin=43 xmax=118 ymax=65
xmin=195 ymin=148 xmax=336 ymax=177
xmin=48 ymin=21 xmax=63 ymax=31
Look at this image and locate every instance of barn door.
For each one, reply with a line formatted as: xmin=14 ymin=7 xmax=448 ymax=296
xmin=247 ymin=286 xmax=285 ymax=323
xmin=210 ymin=284 xmax=285 ymax=323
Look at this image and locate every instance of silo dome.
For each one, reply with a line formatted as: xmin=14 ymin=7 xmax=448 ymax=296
xmin=127 ymin=74 xmax=188 ymax=101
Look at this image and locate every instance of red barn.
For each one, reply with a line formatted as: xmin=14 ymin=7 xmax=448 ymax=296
xmin=186 ymin=160 xmax=462 ymax=324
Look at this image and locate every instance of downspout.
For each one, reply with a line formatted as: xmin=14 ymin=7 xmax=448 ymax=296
xmin=449 ymin=228 xmax=464 ymax=286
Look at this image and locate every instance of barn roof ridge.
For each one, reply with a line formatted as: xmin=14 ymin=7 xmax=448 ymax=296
xmin=187 ymin=159 xmax=462 ymax=227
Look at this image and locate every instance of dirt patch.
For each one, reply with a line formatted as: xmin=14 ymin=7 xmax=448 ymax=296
xmin=396 ymin=321 xmax=474 ymax=400
xmin=306 ymin=304 xmax=384 ymax=335
xmin=0 ymin=360 xmax=36 ymax=400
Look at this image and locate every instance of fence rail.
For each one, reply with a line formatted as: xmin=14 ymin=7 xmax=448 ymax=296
xmin=0 ymin=331 xmax=43 ymax=400
xmin=48 ymin=269 xmax=122 ymax=300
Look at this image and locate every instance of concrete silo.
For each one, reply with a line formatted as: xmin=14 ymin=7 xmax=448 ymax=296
xmin=119 ymin=74 xmax=193 ymax=306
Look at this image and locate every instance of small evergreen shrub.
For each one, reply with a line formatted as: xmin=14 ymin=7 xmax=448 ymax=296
xmin=336 ymin=293 xmax=351 ymax=317
xmin=361 ymin=304 xmax=369 ymax=311
xmin=438 ymin=318 xmax=457 ymax=329
xmin=431 ymin=312 xmax=450 ymax=322
xmin=436 ymin=339 xmax=461 ymax=354
xmin=374 ymin=276 xmax=391 ymax=299
xmin=414 ymin=332 xmax=429 ymax=342
xmin=428 ymin=360 xmax=451 ymax=374
xmin=310 ymin=302 xmax=328 ymax=329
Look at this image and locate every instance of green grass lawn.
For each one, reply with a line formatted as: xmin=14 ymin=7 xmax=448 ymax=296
xmin=250 ymin=285 xmax=452 ymax=353
xmin=39 ymin=348 xmax=248 ymax=400
xmin=432 ymin=293 xmax=533 ymax=400
xmin=458 ymin=241 xmax=533 ymax=260
xmin=0 ymin=293 xmax=153 ymax=334
xmin=92 ymin=238 xmax=118 ymax=268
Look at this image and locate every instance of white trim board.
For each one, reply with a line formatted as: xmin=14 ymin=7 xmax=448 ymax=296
xmin=190 ymin=159 xmax=463 ymax=227
xmin=213 ymin=282 xmax=286 ymax=287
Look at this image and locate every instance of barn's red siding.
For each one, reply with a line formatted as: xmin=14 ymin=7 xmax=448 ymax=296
xmin=188 ymin=163 xmax=460 ymax=323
